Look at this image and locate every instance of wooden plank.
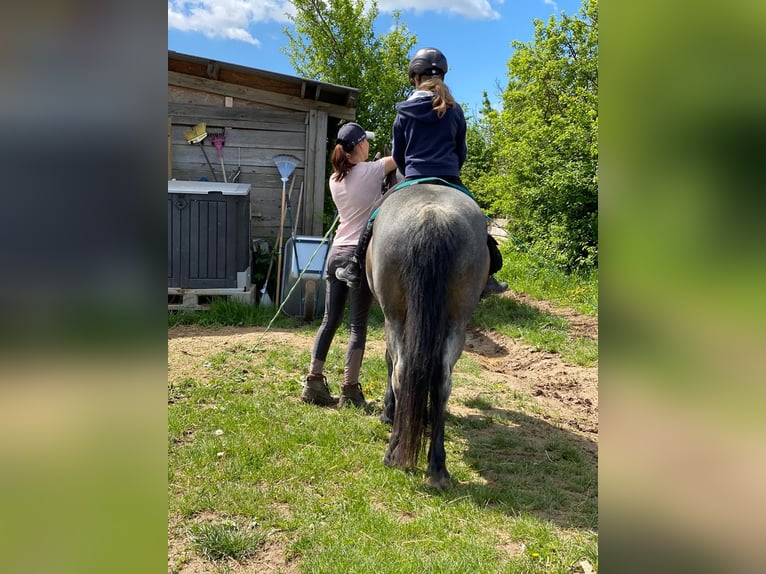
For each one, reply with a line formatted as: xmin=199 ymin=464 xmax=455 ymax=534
xmin=171 ymin=116 xmax=305 ymax=133
xmin=171 ymin=144 xmax=306 ymax=169
xmin=170 ymin=126 xmax=306 ymax=150
xmin=169 ymin=71 xmax=356 ymax=121
xmin=168 ymin=102 xmax=307 ymax=129
xmin=304 ymin=109 xmax=317 ymax=235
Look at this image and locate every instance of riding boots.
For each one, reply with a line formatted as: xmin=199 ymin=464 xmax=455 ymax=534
xmin=339 ymin=383 xmax=367 ymax=408
xmin=334 ymin=257 xmax=362 ymax=289
xmin=481 ymin=276 xmax=508 ymax=298
xmin=300 ymin=374 xmax=339 ymax=406
xmin=335 ymin=223 xmax=375 ymax=289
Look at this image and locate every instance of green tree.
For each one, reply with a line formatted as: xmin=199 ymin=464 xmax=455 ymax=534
xmin=466 ymin=0 xmax=598 ymax=270
xmin=282 ymin=0 xmax=416 ymax=148
xmin=462 ymin=93 xmax=505 ymax=212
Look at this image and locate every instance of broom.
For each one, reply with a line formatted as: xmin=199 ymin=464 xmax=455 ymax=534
xmin=273 ymin=155 xmax=301 ymax=305
xmin=259 ymin=252 xmax=275 ymax=307
xmin=183 ymin=122 xmax=217 ymax=181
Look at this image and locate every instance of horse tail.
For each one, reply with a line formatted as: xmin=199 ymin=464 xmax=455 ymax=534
xmin=393 ymin=215 xmax=457 ymax=469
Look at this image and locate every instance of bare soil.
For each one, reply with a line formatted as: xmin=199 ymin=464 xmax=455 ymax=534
xmin=167 ymin=291 xmax=598 ymax=572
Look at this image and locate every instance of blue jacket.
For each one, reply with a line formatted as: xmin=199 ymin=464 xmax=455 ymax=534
xmin=392 ymin=91 xmax=467 ymax=179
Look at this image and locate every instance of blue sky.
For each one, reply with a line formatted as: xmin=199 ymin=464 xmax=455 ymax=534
xmin=168 ymin=0 xmax=583 ymax=114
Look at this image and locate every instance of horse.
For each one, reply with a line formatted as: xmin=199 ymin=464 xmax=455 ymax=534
xmin=366 ymin=183 xmax=489 ymax=489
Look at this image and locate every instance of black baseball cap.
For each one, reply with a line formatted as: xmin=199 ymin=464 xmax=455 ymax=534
xmin=337 ymin=122 xmax=375 ymax=150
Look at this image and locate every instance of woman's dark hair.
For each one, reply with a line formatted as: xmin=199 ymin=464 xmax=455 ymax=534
xmin=330 ymin=144 xmax=355 ymax=182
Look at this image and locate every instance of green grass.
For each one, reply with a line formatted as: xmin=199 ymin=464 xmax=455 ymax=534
xmin=168 ymin=297 xmax=304 ymax=328
xmin=473 ymin=294 xmax=598 ymax=367
xmin=169 ymin=259 xmax=598 ymax=571
xmin=496 ymin=243 xmax=598 ymax=317
xmin=188 ymin=520 xmax=265 ymax=561
xmin=169 ymin=337 xmax=598 ymax=572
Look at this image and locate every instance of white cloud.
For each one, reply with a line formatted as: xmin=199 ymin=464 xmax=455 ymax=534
xmin=378 ymin=0 xmax=501 ymax=20
xmin=542 ymin=0 xmax=559 ymax=12
xmin=168 ymin=0 xmax=503 ymax=45
xmin=168 ymin=1 xmax=295 ymax=44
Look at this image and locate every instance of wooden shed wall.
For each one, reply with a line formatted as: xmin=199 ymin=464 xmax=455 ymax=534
xmin=169 ymin=100 xmax=318 ymax=242
xmin=168 ymin=58 xmax=355 ymax=245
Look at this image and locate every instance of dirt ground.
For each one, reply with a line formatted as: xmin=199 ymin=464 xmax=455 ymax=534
xmin=168 ymin=290 xmax=598 ymax=572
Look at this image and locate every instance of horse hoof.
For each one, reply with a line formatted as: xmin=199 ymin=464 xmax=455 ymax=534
xmin=383 ymin=450 xmax=407 ymax=469
xmin=426 ymin=474 xmax=451 ymax=490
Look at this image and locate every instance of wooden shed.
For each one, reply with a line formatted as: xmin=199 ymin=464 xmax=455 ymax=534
xmin=168 ymin=50 xmax=359 ymax=241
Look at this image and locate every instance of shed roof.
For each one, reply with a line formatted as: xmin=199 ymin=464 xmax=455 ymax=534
xmin=168 ymin=51 xmax=359 ymax=120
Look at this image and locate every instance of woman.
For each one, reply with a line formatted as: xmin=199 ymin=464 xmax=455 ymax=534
xmin=301 ymin=122 xmax=397 ymax=408
xmin=336 ymin=48 xmax=507 ymax=297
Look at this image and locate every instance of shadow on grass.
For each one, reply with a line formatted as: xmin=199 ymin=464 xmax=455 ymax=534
xmin=431 ymin=408 xmax=598 ymax=530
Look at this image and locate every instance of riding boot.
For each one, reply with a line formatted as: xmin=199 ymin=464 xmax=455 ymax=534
xmin=300 ymin=374 xmax=339 ymax=406
xmin=339 ymin=383 xmax=367 ymax=408
xmin=335 ymin=222 xmax=374 ymax=289
xmin=481 ymin=235 xmax=508 ymax=298
xmin=481 ymin=276 xmax=508 ymax=298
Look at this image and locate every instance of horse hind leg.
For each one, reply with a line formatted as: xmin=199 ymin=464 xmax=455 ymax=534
xmin=381 ymin=351 xmax=397 ymax=465
xmin=425 ymin=391 xmax=450 ymax=489
xmin=382 ymin=327 xmax=406 ymax=468
xmin=426 ymin=325 xmax=464 ymax=489
xmin=380 ymin=349 xmax=395 ymax=425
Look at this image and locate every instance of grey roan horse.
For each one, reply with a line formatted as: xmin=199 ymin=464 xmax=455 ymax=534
xmin=366 ymin=183 xmax=489 ymax=489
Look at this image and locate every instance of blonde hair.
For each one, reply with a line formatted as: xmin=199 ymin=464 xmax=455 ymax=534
xmin=418 ymin=77 xmax=457 ymax=119
xmin=330 ymin=144 xmax=355 ymax=182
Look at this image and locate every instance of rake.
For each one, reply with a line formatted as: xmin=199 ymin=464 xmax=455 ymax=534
xmin=273 ymin=155 xmax=301 ymax=305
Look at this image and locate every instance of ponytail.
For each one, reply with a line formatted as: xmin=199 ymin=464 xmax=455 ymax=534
xmin=418 ymin=77 xmax=457 ymax=119
xmin=330 ymin=144 xmax=356 ymax=182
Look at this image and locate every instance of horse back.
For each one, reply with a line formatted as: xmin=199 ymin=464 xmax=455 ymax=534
xmin=368 ymin=184 xmax=489 ymax=314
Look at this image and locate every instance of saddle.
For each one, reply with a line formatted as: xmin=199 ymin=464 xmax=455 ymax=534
xmin=370 ymin=177 xmax=478 ymax=223
xmin=392 ymin=177 xmax=475 ymax=200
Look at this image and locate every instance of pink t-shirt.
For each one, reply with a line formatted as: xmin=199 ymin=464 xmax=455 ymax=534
xmin=329 ymin=159 xmax=387 ymax=247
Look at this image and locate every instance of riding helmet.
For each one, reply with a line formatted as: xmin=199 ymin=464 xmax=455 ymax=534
xmin=407 ymin=47 xmax=448 ymax=85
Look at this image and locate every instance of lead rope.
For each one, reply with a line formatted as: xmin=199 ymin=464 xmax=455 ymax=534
xmin=249 ymin=212 xmax=340 ymax=351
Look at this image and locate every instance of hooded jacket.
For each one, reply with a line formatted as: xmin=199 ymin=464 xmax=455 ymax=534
xmin=392 ymin=90 xmax=467 ymax=179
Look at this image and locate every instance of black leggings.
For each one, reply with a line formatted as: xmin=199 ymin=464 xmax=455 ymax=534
xmin=311 ymin=245 xmax=373 ymax=367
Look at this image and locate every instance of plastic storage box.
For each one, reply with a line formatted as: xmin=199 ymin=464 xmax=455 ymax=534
xmin=168 ymin=180 xmax=251 ymax=289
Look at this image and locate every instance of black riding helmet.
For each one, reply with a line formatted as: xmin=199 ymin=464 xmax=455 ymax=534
xmin=407 ymin=47 xmax=448 ymax=86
